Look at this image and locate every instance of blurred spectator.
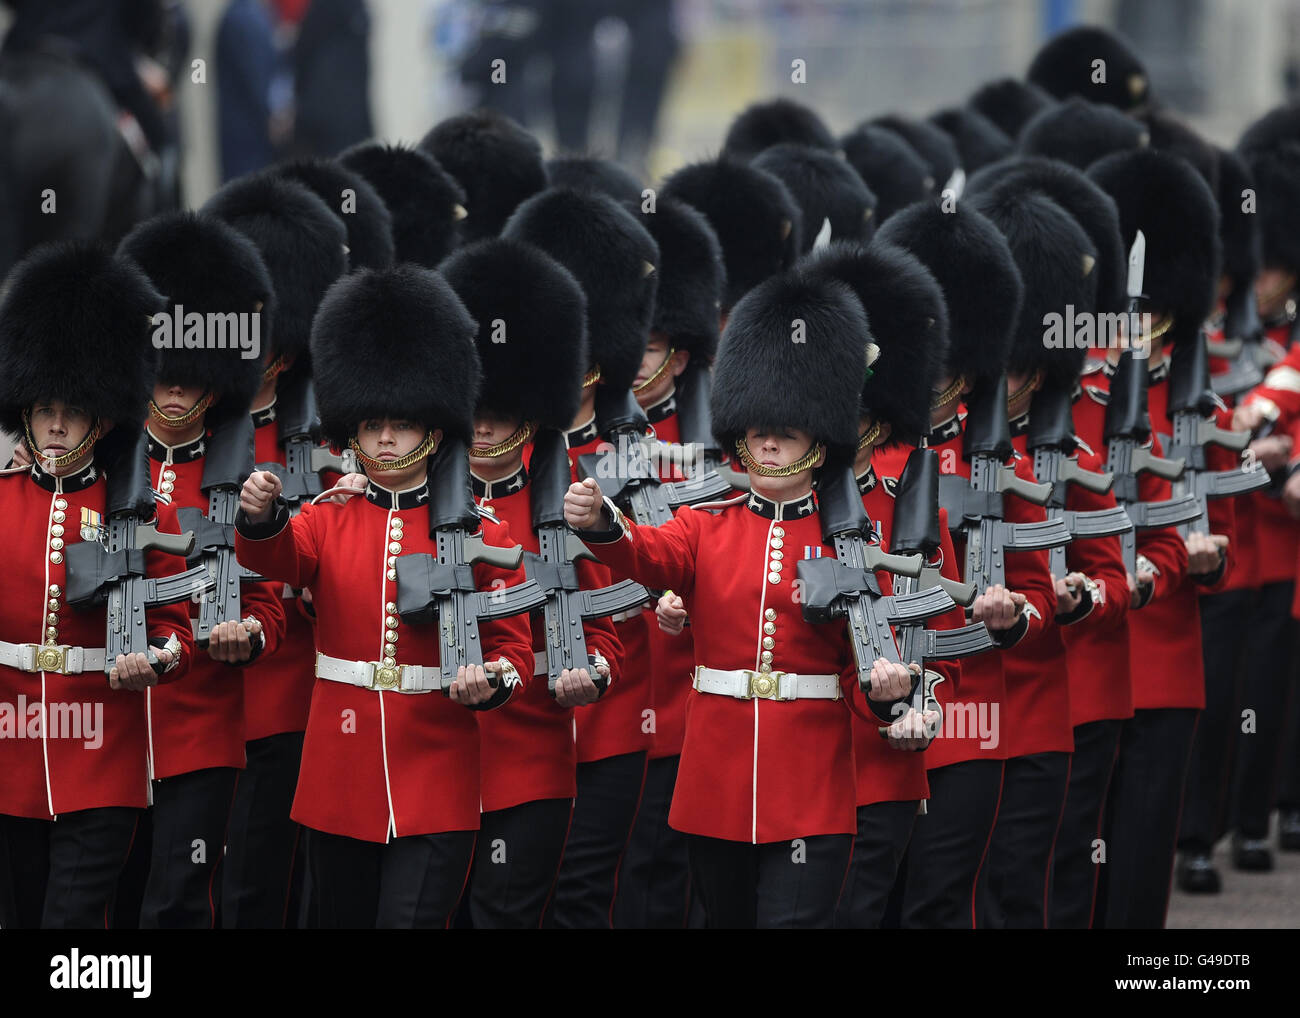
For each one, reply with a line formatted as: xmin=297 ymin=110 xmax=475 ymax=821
xmin=216 ymin=0 xmax=279 ymax=181
xmin=293 ymin=0 xmax=373 ymax=157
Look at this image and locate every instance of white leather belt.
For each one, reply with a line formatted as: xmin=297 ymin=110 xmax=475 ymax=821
xmin=692 ymin=666 xmax=840 ymax=702
xmin=608 ymin=607 xmax=645 ymax=624
xmin=316 ymin=651 xmax=440 ymax=694
xmin=0 ymin=640 xmax=108 ymax=675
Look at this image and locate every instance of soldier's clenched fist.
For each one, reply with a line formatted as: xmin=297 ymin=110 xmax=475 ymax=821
xmin=866 ymin=658 xmax=914 ymax=703
xmin=240 ymin=469 xmax=282 ymax=524
xmin=564 ymin=478 xmax=606 ymax=530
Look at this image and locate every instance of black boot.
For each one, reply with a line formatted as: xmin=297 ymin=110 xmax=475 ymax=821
xmin=1279 ymin=809 xmax=1300 ymax=852
xmin=1231 ymin=834 xmax=1274 ymax=872
xmin=1175 ymin=852 xmax=1222 ymax=894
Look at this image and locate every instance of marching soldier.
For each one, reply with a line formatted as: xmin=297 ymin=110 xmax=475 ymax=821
xmin=876 ymin=198 xmax=1059 ymax=928
xmin=566 ymin=267 xmax=915 ymax=927
xmin=118 ymin=211 xmax=289 ymax=928
xmin=441 ymin=236 xmax=624 ymax=928
xmin=202 ymin=172 xmax=350 ymax=928
xmin=0 ymin=242 xmax=194 ymax=928
xmin=235 ymin=264 xmax=535 ymax=928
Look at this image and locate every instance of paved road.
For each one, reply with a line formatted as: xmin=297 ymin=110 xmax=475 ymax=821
xmin=1167 ymin=823 xmax=1300 ymax=928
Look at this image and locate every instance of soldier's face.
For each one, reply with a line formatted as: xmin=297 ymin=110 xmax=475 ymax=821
xmin=744 ymin=426 xmax=817 ymax=469
xmin=357 ymin=418 xmax=432 ymax=462
xmin=472 ymin=411 xmax=522 ymax=451
xmin=152 ymin=382 xmax=207 ymax=424
xmin=29 ymin=400 xmax=93 ymax=462
xmin=634 ymin=332 xmax=689 ymax=407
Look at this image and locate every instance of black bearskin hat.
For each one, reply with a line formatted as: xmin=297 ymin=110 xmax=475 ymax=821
xmin=869 ymin=115 xmax=961 ymax=188
xmin=1027 ymin=25 xmax=1151 ymax=112
xmin=803 ymin=241 xmax=949 ymax=444
xmin=1018 ymin=96 xmax=1148 ymax=170
xmin=752 ymin=143 xmax=877 ymax=251
xmin=119 ymin=211 xmax=272 ymax=420
xmin=502 ymin=187 xmax=658 ymax=394
xmin=1214 ymin=147 xmax=1260 ymax=288
xmin=711 ymin=268 xmax=870 ymax=460
xmin=967 ymin=155 xmax=1126 ymax=314
xmin=202 ymin=173 xmax=347 ymax=369
xmin=545 ymin=156 xmax=644 ymax=205
xmin=0 ymin=241 xmax=163 ymax=464
xmin=722 ymin=97 xmax=837 ymax=160
xmin=661 ymin=156 xmax=802 ymax=312
xmin=968 ymin=77 xmax=1057 ymax=139
xmin=929 ymin=107 xmax=1014 ymax=173
xmin=272 ymin=157 xmax=395 ymax=271
xmin=638 ymin=197 xmax=724 ymax=361
xmin=338 ymin=142 xmax=466 ymax=268
xmin=839 ymin=125 xmax=935 ymax=222
xmin=310 ymin=265 xmax=480 ymax=448
xmin=1239 ymin=141 xmax=1300 ymax=273
xmin=440 ymin=238 xmax=587 ymax=431
xmin=877 ymin=199 xmax=1025 ymax=384
xmin=1088 ymin=147 xmax=1222 ymax=345
xmin=419 ymin=110 xmax=547 ymax=243
xmin=1137 ymin=108 xmax=1219 ymax=192
xmin=971 ymin=190 xmax=1099 ymax=388
xmin=1239 ymin=103 xmax=1300 ymax=155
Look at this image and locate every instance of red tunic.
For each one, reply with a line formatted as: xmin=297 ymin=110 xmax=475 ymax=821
xmin=925 ymin=416 xmax=1057 ymax=768
xmin=241 ymin=404 xmax=319 ymax=740
xmin=565 ymin=416 xmax=655 ymax=763
xmin=234 ymin=478 xmax=535 ymax=842
xmin=585 ymin=489 xmax=890 ymax=844
xmin=145 ymin=430 xmax=286 ymax=778
xmin=470 ymin=461 xmax=624 ymax=811
xmin=0 ymin=464 xmax=194 ymax=819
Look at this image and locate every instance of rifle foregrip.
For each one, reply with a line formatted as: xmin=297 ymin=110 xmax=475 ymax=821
xmin=935 ymin=575 xmax=978 ymax=607
xmin=1204 ymin=425 xmax=1249 ymax=452
xmin=464 ymin=537 xmax=524 ymax=570
xmin=1137 ymin=451 xmax=1186 ymax=481
xmin=1063 ymin=463 xmax=1115 ymax=494
xmin=136 ymin=524 xmax=196 ymax=558
xmin=998 ymin=469 xmax=1053 ymax=505
xmin=864 ymin=548 xmax=923 ymax=578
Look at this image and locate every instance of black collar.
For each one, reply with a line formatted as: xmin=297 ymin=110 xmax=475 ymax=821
xmin=1009 ymin=410 xmax=1031 ymax=436
xmin=930 ymin=414 xmax=963 ymax=444
xmin=856 ymin=466 xmax=877 ymax=494
xmin=30 ymin=461 xmax=100 ymax=493
xmin=251 ymin=401 xmax=277 ymax=429
xmin=744 ymin=490 xmax=816 ymax=521
xmin=566 ymin=417 xmax=600 ymax=447
xmin=147 ymin=428 xmax=206 ymax=463
xmin=644 ymin=392 xmax=677 ymax=425
xmin=1099 ymin=358 xmax=1169 ymax=385
xmin=471 ymin=463 xmax=528 ymax=499
xmin=364 ymin=480 xmax=431 ymax=510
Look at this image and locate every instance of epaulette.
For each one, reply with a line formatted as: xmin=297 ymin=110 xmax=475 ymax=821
xmin=1083 ymin=384 xmax=1109 ymax=406
xmin=1081 ymin=358 xmax=1106 ymax=377
xmin=881 ymin=476 xmax=899 ymax=498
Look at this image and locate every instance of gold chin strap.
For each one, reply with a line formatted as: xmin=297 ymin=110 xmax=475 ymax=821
xmin=931 ymin=375 xmax=965 ymax=411
xmin=262 ymin=354 xmax=290 ymax=383
xmin=469 ymin=421 xmax=536 ymax=459
xmin=22 ymin=412 xmax=102 ymax=471
xmin=149 ymin=391 xmax=215 ymax=428
xmin=582 ymin=367 xmax=602 ymax=389
xmin=734 ymin=438 xmax=826 ymax=477
xmin=632 ymin=346 xmax=676 ymax=394
xmin=349 ymin=429 xmax=439 ymax=472
xmin=1005 ymin=375 xmax=1041 ymax=418
xmin=856 ymin=420 xmax=882 ymax=452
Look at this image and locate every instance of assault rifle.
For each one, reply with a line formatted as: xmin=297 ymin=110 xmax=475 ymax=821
xmin=257 ymin=370 xmax=355 ymax=511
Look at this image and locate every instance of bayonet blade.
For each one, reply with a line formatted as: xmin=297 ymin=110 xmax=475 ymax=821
xmin=1126 ymin=230 xmax=1146 ymax=300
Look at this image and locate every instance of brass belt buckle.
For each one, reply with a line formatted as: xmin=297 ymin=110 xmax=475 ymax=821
xmin=748 ymin=670 xmax=786 ymax=701
xmin=31 ymin=644 xmax=68 ymax=674
xmin=369 ymin=662 xmax=401 ymax=690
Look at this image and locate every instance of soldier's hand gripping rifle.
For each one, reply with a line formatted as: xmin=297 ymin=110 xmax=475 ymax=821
xmin=175 ymin=412 xmax=266 ymax=647
xmin=395 ymin=436 xmax=548 ymax=693
xmin=1028 ymin=382 xmax=1133 ymax=578
xmin=1165 ymin=331 xmax=1271 ymax=538
xmin=797 ymin=465 xmax=956 ymax=724
xmin=937 ymin=375 xmax=1073 ymax=592
xmin=64 ymin=432 xmax=214 ymax=676
xmin=256 ymin=371 xmax=355 ymax=511
xmin=1103 ymin=233 xmax=1202 ymax=576
xmin=526 ymin=428 xmax=650 ymax=693
xmin=576 ymin=385 xmax=733 ymax=527
xmin=882 ymin=447 xmax=994 ymax=737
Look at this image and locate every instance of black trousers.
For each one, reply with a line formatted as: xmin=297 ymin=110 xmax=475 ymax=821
xmin=1279 ymin=666 xmax=1300 ymax=810
xmin=687 ymin=833 xmax=852 ymax=928
xmin=0 ymin=807 xmax=139 ymax=929
xmin=546 ymin=750 xmax=646 ymax=929
xmin=901 ymin=759 xmax=1004 ymax=929
xmin=469 ymin=797 xmax=572 ymax=929
xmin=309 ymin=827 xmax=476 ymax=928
xmin=139 ymin=766 xmax=239 ymax=929
xmin=612 ymin=754 xmax=692 ymax=928
xmin=1180 ymin=588 xmax=1253 ymax=852
xmin=1231 ymin=582 xmax=1297 ymax=838
xmin=221 ymin=731 xmax=305 ymax=928
xmin=1098 ymin=707 xmax=1199 ymax=928
xmin=834 ymin=799 xmax=917 ymax=929
xmin=1051 ymin=719 xmax=1123 ymax=928
xmin=981 ymin=751 xmax=1072 ymax=929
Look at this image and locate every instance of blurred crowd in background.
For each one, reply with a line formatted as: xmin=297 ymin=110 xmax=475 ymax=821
xmin=5 ymin=0 xmax=1300 ymax=210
